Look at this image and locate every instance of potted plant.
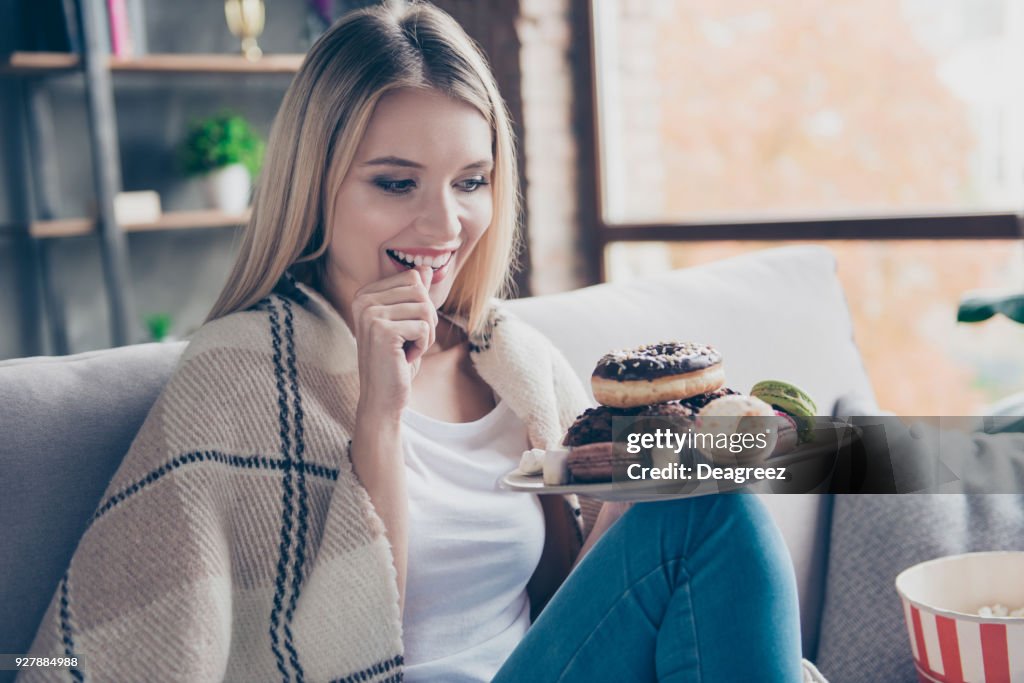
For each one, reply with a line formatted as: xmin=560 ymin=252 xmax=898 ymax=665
xmin=179 ymin=112 xmax=265 ymax=213
xmin=144 ymin=313 xmax=175 ymax=343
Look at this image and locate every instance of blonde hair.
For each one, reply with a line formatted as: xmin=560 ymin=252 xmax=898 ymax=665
xmin=205 ymin=0 xmax=520 ymax=336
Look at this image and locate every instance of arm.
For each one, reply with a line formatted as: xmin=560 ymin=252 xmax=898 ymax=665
xmin=350 ymin=413 xmax=409 ymax=615
xmin=526 ymin=495 xmax=578 ymax=620
xmin=528 ymin=337 xmax=622 ymax=614
xmin=526 ymin=496 xmax=633 ymax=616
xmin=347 ymin=266 xmax=437 ymax=615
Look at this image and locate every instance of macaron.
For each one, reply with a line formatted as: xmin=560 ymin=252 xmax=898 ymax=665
xmin=750 ymin=380 xmax=817 ymax=442
xmin=772 ymin=411 xmax=799 ymax=455
xmin=696 ymin=395 xmax=778 ymax=464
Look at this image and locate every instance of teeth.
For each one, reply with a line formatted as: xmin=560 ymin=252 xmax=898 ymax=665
xmin=387 ymin=249 xmax=454 ymax=269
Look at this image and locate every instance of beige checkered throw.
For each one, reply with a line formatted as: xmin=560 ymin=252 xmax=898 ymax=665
xmin=19 ymin=278 xmax=588 ymax=683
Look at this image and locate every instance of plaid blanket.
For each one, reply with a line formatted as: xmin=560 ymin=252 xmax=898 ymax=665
xmin=19 ymin=279 xmax=587 ymax=683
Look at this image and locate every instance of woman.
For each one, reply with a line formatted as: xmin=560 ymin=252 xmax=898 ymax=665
xmin=21 ymin=2 xmax=812 ymax=681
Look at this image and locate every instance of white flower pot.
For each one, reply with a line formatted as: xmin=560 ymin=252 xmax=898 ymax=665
xmin=201 ymin=163 xmax=251 ymax=213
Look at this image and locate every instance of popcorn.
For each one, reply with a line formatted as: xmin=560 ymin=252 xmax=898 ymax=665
xmin=978 ymin=604 xmax=1024 ymax=618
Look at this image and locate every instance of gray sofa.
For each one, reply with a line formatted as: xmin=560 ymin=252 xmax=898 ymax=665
xmin=7 ymin=245 xmax=995 ymax=683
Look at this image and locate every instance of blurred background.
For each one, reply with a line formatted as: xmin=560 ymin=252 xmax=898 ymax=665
xmin=1 ymin=0 xmax=1022 ymax=415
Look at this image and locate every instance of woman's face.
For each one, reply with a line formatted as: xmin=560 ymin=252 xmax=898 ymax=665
xmin=325 ymin=88 xmax=494 ymax=323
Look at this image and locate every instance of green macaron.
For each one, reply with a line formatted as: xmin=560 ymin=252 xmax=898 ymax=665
xmin=750 ymin=380 xmax=817 ymax=441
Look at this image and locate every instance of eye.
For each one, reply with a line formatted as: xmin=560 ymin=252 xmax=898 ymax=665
xmin=374 ymin=178 xmax=416 ymax=194
xmin=459 ymin=176 xmax=490 ymax=192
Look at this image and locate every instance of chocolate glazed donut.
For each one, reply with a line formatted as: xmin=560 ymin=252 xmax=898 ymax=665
xmin=563 ymin=402 xmax=697 ymax=482
xmin=562 ymin=401 xmax=696 ymax=448
xmin=591 ymin=342 xmax=726 ymax=408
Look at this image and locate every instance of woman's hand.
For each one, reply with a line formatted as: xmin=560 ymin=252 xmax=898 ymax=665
xmin=351 ymin=266 xmax=437 ymax=420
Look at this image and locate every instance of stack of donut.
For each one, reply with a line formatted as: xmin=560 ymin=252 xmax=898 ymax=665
xmin=560 ymin=341 xmax=782 ymax=483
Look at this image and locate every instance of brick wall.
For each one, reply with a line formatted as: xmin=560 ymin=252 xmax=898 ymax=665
xmin=519 ymin=0 xmax=674 ymax=290
xmin=518 ymin=0 xmax=584 ymax=293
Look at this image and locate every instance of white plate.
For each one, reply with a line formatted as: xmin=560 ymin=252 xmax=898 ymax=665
xmin=500 ymin=470 xmax=748 ymax=501
xmin=499 ymin=421 xmax=858 ymax=502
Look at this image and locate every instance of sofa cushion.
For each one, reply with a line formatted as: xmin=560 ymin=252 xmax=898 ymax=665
xmin=817 ymin=494 xmax=1024 ymax=683
xmin=507 ymin=245 xmax=876 ymax=659
xmin=820 ymin=397 xmax=1024 ymax=681
xmin=0 ymin=341 xmax=187 ymax=664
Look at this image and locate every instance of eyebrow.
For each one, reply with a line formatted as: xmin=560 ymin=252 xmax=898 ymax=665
xmin=361 ymin=156 xmax=493 ymax=172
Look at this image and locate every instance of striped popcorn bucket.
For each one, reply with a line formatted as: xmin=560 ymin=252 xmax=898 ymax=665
xmin=896 ymin=552 xmax=1024 ymax=683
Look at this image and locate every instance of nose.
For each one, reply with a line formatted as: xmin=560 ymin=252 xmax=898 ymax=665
xmin=414 ymin=188 xmax=462 ymax=243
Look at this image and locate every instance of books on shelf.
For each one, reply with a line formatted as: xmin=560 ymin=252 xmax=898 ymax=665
xmin=107 ymin=0 xmax=132 ymax=57
xmin=105 ymin=0 xmax=148 ymax=58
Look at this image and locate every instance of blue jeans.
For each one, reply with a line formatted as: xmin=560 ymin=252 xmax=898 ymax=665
xmin=492 ymin=493 xmax=803 ymax=682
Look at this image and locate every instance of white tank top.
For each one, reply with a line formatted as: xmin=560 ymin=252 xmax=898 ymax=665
xmin=400 ymin=400 xmax=545 ymax=683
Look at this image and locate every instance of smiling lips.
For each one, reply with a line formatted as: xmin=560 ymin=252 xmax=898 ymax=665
xmin=385 ymin=248 xmax=457 ymax=285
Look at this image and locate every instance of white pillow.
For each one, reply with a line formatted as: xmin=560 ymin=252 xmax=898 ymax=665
xmin=507 ymin=244 xmax=877 ymax=417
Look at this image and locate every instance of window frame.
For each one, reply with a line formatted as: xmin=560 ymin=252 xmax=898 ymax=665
xmin=575 ymin=0 xmax=1024 ymax=283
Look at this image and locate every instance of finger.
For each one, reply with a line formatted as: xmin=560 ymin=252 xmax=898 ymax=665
xmin=356 ymin=296 xmax=438 ymax=335
xmin=356 ymin=283 xmax=434 ymax=308
xmin=353 ymin=271 xmax=436 ymax=320
xmin=367 ymin=317 xmax=432 ymax=358
xmin=360 ymin=303 xmax=437 ymax=350
xmin=353 ymin=289 xmax=437 ymax=339
xmin=362 ymin=302 xmax=438 ymax=324
xmin=414 ymin=266 xmax=432 ymax=291
xmin=389 ymin=319 xmax=432 ymax=363
xmin=356 ymin=268 xmax=426 ymax=297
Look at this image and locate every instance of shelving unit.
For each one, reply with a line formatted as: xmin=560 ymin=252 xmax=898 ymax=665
xmin=2 ymin=51 xmax=304 ymax=75
xmin=30 ymin=209 xmax=252 ymax=239
xmin=2 ymin=3 xmax=302 ymax=355
xmin=0 ymin=51 xmax=80 ymax=73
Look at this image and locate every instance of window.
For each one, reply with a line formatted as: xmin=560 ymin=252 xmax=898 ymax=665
xmin=585 ymin=0 xmax=1024 ymax=413
xmin=592 ymin=0 xmax=1024 ymax=225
